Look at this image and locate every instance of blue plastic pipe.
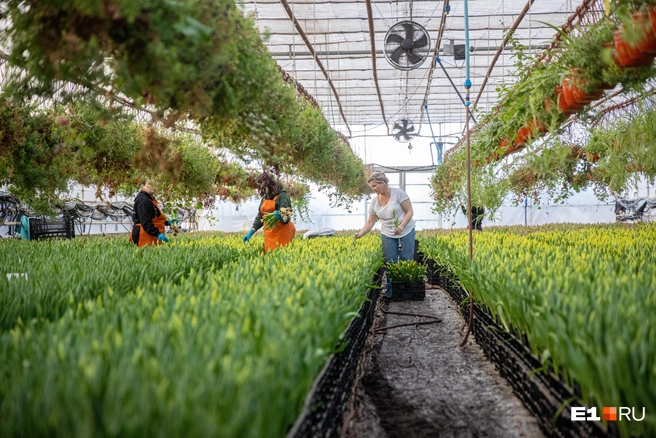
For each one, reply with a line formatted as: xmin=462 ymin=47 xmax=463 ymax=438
xmin=463 ymin=0 xmax=471 ymax=96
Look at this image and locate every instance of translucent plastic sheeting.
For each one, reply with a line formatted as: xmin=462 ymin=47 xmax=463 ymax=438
xmin=240 ymin=0 xmax=577 ymax=134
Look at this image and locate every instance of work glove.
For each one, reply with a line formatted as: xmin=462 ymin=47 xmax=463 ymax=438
xmin=273 ymin=210 xmax=283 ymax=221
xmin=243 ymin=229 xmax=255 ymax=243
xmin=158 ymin=233 xmax=169 ymax=243
xmin=165 ymin=218 xmax=179 ymax=226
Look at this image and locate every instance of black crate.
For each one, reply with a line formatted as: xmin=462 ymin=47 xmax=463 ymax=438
xmin=29 ymin=216 xmax=75 ymax=240
xmin=413 ymin=239 xmax=426 ymax=265
xmin=391 ymin=282 xmax=426 ymax=301
xmin=426 ymin=259 xmax=444 ymax=286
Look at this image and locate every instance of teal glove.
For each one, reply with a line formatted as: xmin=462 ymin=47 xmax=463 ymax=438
xmin=243 ymin=229 xmax=255 ymax=243
xmin=158 ymin=233 xmax=169 ymax=243
xmin=165 ymin=218 xmax=179 ymax=226
xmin=273 ymin=210 xmax=283 ymax=221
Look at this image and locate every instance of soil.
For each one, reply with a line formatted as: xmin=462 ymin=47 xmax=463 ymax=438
xmin=342 ymin=284 xmax=544 ymax=438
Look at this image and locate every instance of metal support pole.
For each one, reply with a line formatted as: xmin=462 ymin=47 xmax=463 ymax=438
xmin=525 ymin=198 xmax=528 ymax=226
xmin=461 ymin=0 xmax=474 ymax=348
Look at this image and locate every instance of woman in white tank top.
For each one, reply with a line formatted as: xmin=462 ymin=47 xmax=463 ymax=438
xmin=355 ymin=171 xmax=416 ymax=298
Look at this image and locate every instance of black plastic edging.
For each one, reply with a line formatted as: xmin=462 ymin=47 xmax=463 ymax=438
xmin=287 ymin=268 xmax=383 ymax=438
xmin=429 ymin=260 xmax=611 ymax=438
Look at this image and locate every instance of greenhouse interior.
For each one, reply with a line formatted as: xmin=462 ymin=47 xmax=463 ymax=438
xmin=1 ymin=0 xmax=655 ymax=436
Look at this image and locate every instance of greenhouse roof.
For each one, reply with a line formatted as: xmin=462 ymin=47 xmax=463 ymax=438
xmin=240 ymin=0 xmax=602 ymax=138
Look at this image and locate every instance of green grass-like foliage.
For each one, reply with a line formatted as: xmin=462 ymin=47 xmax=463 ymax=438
xmin=418 ymin=224 xmax=656 ymax=438
xmin=0 ymin=234 xmax=384 ymax=437
xmin=0 ymin=234 xmax=261 ymax=333
xmin=385 ymin=260 xmax=426 ymax=284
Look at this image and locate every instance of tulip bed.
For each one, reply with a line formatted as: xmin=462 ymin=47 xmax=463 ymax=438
xmin=0 ymin=234 xmax=262 ymax=333
xmin=418 ymin=223 xmax=656 ymax=438
xmin=0 ymin=234 xmax=383 ymax=437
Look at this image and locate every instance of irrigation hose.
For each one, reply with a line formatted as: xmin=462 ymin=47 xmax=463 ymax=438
xmin=374 ymin=309 xmax=442 ymax=334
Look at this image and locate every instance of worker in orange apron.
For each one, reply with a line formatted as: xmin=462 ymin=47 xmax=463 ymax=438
xmin=243 ymin=172 xmax=296 ymax=253
xmin=130 ymin=179 xmax=174 ymax=247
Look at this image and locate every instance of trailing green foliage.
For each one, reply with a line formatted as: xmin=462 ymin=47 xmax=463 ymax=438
xmin=1 ymin=0 xmax=270 ymax=121
xmin=0 ymin=97 xmax=236 ymax=212
xmin=584 ymin=100 xmax=656 ymax=194
xmin=205 ymin=94 xmax=369 ymax=205
xmin=0 ymin=99 xmax=70 ymax=212
xmin=431 ymin=5 xmax=656 ymax=215
xmin=0 ymin=1 xmax=369 ymax=205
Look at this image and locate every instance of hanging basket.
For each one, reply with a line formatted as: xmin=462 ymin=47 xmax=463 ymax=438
xmin=515 ymin=125 xmax=531 ymax=146
xmin=517 ymin=119 xmax=548 ymax=146
xmin=614 ymin=29 xmax=654 ymax=67
xmin=566 ymin=77 xmax=604 ymax=105
xmin=555 ymin=86 xmax=572 ymax=114
xmin=497 ymin=137 xmax=522 ymax=157
xmin=631 ymin=11 xmax=656 ymax=54
xmin=649 ymin=6 xmax=656 ymax=42
xmin=503 ymin=143 xmax=525 ymax=156
xmin=561 ymin=78 xmax=589 ymax=108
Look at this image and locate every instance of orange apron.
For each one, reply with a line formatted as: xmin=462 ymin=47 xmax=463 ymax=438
xmin=130 ymin=199 xmax=167 ymax=248
xmin=261 ymin=196 xmax=296 ymax=253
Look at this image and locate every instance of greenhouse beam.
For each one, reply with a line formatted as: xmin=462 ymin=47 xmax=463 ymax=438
xmin=279 ymin=0 xmax=351 ymax=137
xmin=365 ymin=0 xmax=389 ymax=135
xmin=472 ymin=0 xmax=536 ymax=112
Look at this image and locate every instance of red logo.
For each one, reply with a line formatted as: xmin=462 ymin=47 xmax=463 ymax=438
xmin=603 ymin=407 xmax=617 ymax=421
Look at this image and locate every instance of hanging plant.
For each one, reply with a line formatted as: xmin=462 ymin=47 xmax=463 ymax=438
xmin=0 ymin=98 xmax=71 ymax=214
xmin=435 ymin=9 xmax=656 ymax=216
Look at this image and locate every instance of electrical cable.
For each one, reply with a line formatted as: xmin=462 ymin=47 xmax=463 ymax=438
xmin=424 ymin=104 xmax=439 ymax=165
xmin=435 ymin=57 xmax=478 ymax=125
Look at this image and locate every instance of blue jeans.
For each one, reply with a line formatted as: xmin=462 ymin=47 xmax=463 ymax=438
xmin=382 ymin=228 xmax=416 ymax=296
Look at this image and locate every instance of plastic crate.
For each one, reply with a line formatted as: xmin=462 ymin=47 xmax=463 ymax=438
xmin=426 ymin=259 xmax=443 ymax=286
xmin=391 ymin=281 xmax=426 ymax=301
xmin=29 ymin=216 xmax=75 ymax=240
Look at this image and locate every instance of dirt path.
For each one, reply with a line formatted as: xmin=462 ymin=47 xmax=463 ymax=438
xmin=342 ymin=285 xmax=544 ymax=438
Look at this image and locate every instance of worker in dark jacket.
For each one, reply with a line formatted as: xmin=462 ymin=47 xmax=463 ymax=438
xmin=130 ymin=179 xmax=176 ymax=247
xmin=461 ymin=205 xmax=485 ymax=231
xmin=243 ymin=172 xmax=296 ymax=253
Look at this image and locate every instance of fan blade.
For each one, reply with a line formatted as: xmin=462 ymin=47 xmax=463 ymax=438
xmin=389 ymin=46 xmax=405 ymax=64
xmin=402 ymin=119 xmax=409 ymax=130
xmin=407 ymin=51 xmax=423 ymax=66
xmin=413 ymin=33 xmax=428 ymax=49
xmin=406 ymin=125 xmax=415 ymax=133
xmin=393 ymin=122 xmax=404 ymax=131
xmin=404 ymin=23 xmax=414 ymax=40
xmin=403 ymin=133 xmax=413 ymax=141
xmin=386 ymin=33 xmax=404 ymax=46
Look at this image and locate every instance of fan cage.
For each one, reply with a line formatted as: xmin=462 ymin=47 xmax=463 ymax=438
xmin=383 ymin=20 xmax=431 ymax=71
xmin=392 ymin=119 xmax=416 ymax=143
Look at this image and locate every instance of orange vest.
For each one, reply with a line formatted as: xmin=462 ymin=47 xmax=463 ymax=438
xmin=261 ymin=196 xmax=296 ymax=253
xmin=130 ymin=199 xmax=167 ymax=248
